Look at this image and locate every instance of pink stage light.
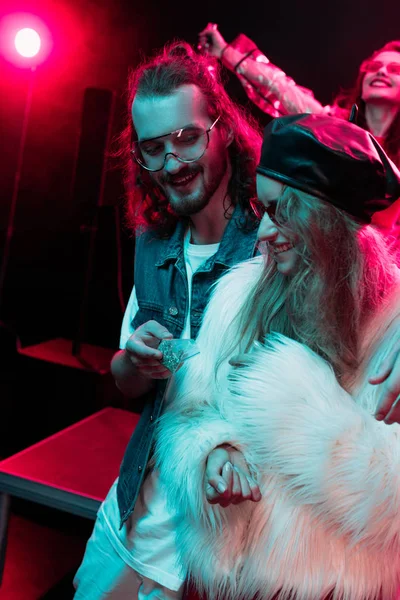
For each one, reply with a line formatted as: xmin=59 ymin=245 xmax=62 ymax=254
xmin=0 ymin=13 xmax=52 ymax=67
xmin=15 ymin=28 xmax=41 ymax=58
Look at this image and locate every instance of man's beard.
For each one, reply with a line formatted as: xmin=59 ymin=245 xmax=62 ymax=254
xmin=156 ymin=154 xmax=228 ymax=217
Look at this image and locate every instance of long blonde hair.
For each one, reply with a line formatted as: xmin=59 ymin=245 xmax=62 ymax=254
xmin=227 ymin=187 xmax=397 ymax=381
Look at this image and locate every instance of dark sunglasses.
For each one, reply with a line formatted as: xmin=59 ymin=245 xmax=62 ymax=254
xmin=250 ymin=198 xmax=277 ymax=221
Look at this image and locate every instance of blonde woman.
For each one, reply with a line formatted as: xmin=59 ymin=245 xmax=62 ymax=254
xmin=155 ymin=113 xmax=400 ymax=600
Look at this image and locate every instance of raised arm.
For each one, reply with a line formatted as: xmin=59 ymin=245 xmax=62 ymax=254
xmin=199 ymin=23 xmax=326 ymax=118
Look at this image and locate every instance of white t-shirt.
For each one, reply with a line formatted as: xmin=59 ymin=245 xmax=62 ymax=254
xmin=120 ymin=229 xmax=220 ymax=344
xmin=103 ymin=229 xmax=220 ymax=591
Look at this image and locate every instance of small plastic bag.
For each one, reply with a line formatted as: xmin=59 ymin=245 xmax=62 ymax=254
xmin=158 ymin=339 xmax=200 ymax=373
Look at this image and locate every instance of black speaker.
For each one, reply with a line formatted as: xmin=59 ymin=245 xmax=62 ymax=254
xmin=71 ymin=87 xmax=116 ymax=356
xmin=7 ymin=87 xmax=124 ymax=451
xmin=72 ymin=87 xmax=116 ymax=224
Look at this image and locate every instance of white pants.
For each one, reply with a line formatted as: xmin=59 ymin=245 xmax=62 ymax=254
xmin=73 ymin=477 xmax=185 ymax=600
xmin=73 ymin=505 xmax=184 ymax=599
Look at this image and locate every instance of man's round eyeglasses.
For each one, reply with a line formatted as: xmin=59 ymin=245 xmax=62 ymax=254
xmin=130 ymin=116 xmax=221 ymax=172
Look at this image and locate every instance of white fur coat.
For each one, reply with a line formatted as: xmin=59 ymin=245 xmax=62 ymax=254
xmin=154 ymin=256 xmax=400 ymax=600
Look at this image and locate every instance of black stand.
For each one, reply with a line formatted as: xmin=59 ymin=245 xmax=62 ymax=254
xmin=71 ymin=88 xmax=116 ymax=363
xmin=0 ymin=66 xmax=35 ymax=320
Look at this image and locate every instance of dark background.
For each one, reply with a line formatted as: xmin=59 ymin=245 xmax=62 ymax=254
xmin=0 ymin=0 xmax=399 ymax=353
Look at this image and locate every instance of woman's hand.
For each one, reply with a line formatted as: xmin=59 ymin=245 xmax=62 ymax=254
xmin=372 ymin=338 xmax=400 ymax=424
xmin=205 ymin=444 xmax=261 ymax=507
xmin=198 ymin=23 xmax=228 ymax=59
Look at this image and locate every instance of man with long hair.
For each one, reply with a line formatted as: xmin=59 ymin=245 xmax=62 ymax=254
xmin=73 ymin=40 xmax=263 ymax=599
xmin=155 ymin=113 xmax=400 ymax=600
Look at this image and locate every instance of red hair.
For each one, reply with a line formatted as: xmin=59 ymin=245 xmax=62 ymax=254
xmin=334 ymin=40 xmax=400 ymax=168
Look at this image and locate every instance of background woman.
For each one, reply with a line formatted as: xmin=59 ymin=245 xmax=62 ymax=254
xmin=199 ymin=24 xmax=400 ymax=237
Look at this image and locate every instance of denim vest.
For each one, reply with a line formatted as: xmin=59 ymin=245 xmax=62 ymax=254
xmin=117 ymin=205 xmax=258 ymax=528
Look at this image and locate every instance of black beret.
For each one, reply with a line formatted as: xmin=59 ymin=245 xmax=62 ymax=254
xmin=256 ymin=113 xmax=400 ymax=224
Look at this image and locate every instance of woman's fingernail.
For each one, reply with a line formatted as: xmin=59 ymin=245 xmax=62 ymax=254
xmin=217 ymin=482 xmax=226 ymax=493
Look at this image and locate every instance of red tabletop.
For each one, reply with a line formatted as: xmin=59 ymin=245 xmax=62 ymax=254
xmin=0 ymin=407 xmax=139 ymax=502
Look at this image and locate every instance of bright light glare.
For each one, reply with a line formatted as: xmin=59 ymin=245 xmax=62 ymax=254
xmin=15 ymin=28 xmax=41 ymax=58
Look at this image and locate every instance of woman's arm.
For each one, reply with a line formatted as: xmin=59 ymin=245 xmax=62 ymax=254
xmin=221 ymin=43 xmax=325 ymax=117
xmin=227 ymin=334 xmax=400 ymax=550
xmin=199 ymin=24 xmax=325 ymax=118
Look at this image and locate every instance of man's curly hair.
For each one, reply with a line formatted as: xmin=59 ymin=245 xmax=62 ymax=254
xmin=113 ymin=39 xmax=263 ymax=237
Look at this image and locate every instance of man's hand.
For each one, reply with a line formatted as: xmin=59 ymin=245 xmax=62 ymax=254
xmin=205 ymin=445 xmax=261 ymax=507
xmin=372 ymin=339 xmax=400 ymax=425
xmin=125 ymin=320 xmax=173 ymax=380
